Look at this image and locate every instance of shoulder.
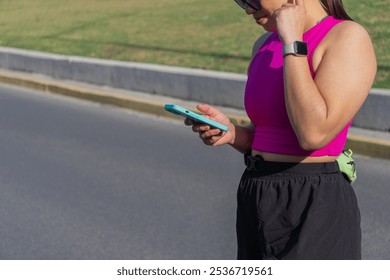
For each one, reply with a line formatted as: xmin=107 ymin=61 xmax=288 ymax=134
xmin=313 ymin=20 xmax=376 ymax=71
xmin=323 ymin=20 xmax=374 ymax=48
xmin=252 ymin=32 xmax=272 ymax=58
xmin=313 ymin=20 xmax=376 ymax=101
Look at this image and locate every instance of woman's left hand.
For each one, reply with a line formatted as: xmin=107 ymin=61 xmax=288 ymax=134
xmin=275 ymin=0 xmax=307 ymax=44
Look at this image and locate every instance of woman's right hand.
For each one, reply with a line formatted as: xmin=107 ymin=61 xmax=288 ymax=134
xmin=184 ymin=104 xmax=235 ymax=147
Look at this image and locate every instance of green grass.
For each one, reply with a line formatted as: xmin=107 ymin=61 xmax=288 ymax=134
xmin=0 ymin=0 xmax=388 ymax=88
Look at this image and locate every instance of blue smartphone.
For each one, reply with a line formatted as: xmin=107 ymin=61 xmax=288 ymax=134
xmin=164 ymin=104 xmax=229 ymax=132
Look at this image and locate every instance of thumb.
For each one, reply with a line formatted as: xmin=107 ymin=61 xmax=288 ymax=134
xmin=196 ymin=104 xmax=220 ymax=118
xmin=296 ymin=0 xmax=305 ymax=6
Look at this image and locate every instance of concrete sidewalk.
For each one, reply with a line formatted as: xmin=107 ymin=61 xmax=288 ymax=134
xmin=0 ymin=68 xmax=389 ymax=159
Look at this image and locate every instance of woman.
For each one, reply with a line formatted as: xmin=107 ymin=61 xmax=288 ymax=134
xmin=185 ymin=0 xmax=376 ymax=259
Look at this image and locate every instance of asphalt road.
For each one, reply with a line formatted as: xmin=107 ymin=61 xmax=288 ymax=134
xmin=0 ymin=84 xmax=389 ymax=260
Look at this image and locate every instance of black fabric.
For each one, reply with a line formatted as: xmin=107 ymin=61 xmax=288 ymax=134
xmin=236 ymin=156 xmax=361 ymax=260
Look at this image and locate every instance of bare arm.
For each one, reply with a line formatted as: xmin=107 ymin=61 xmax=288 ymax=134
xmin=283 ymin=21 xmax=377 ymax=150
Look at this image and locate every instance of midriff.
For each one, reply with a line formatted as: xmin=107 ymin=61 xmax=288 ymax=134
xmin=252 ymin=149 xmax=338 ymax=163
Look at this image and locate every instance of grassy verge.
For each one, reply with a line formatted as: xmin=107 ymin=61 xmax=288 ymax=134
xmin=0 ymin=0 xmax=388 ymax=88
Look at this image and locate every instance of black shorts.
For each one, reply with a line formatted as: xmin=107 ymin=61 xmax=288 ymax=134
xmin=236 ymin=155 xmax=361 ymax=260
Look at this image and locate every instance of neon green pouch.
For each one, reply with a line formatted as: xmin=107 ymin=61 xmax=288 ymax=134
xmin=336 ymin=149 xmax=357 ymax=183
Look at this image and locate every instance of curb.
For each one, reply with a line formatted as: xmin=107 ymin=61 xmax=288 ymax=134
xmin=1 ymin=46 xmax=389 ymax=131
xmin=0 ymin=70 xmax=389 ymax=160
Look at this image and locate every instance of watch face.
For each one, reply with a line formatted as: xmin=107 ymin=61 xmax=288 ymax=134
xmin=295 ymin=41 xmax=308 ymax=55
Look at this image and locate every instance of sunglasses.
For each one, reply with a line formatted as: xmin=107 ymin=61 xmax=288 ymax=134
xmin=234 ymin=0 xmax=261 ymax=10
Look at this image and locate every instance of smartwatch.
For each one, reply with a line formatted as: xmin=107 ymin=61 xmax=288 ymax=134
xmin=282 ymin=41 xmax=308 ymax=57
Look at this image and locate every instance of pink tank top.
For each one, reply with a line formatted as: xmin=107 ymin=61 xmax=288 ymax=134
xmin=244 ymin=16 xmax=350 ymax=156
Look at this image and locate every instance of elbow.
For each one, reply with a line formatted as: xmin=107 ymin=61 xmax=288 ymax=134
xmin=297 ymin=132 xmax=329 ymax=151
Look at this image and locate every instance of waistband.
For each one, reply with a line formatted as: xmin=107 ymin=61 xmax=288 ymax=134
xmin=244 ymin=153 xmax=339 ymax=174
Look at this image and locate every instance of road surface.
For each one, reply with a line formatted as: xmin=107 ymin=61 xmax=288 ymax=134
xmin=0 ymin=84 xmax=389 ymax=259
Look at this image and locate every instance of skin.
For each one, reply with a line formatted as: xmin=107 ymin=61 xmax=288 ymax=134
xmin=186 ymin=0 xmax=377 ymax=163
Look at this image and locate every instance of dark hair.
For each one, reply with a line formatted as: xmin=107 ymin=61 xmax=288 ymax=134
xmin=320 ymin=0 xmax=353 ymax=20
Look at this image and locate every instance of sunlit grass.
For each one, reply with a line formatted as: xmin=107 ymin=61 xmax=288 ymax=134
xmin=0 ymin=0 xmax=388 ymax=87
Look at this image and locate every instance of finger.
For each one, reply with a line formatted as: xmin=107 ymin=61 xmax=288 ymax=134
xmin=203 ymin=138 xmax=214 ymax=146
xmin=196 ymin=104 xmax=221 ymax=119
xmin=296 ymin=0 xmax=304 ymax=6
xmin=208 ymin=133 xmax=226 ymax=146
xmin=280 ymin=3 xmax=294 ymax=8
xmin=207 ymin=128 xmax=223 ymax=137
xmin=184 ymin=118 xmax=194 ymax=126
xmin=200 ymin=133 xmax=213 ymax=144
xmin=192 ymin=124 xmax=211 ymax=133
xmin=199 ymin=128 xmax=222 ymax=139
xmin=204 ymin=135 xmax=219 ymax=146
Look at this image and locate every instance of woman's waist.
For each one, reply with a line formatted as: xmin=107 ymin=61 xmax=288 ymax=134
xmin=245 ymin=150 xmax=340 ymax=174
xmin=251 ymin=150 xmax=338 ymax=163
